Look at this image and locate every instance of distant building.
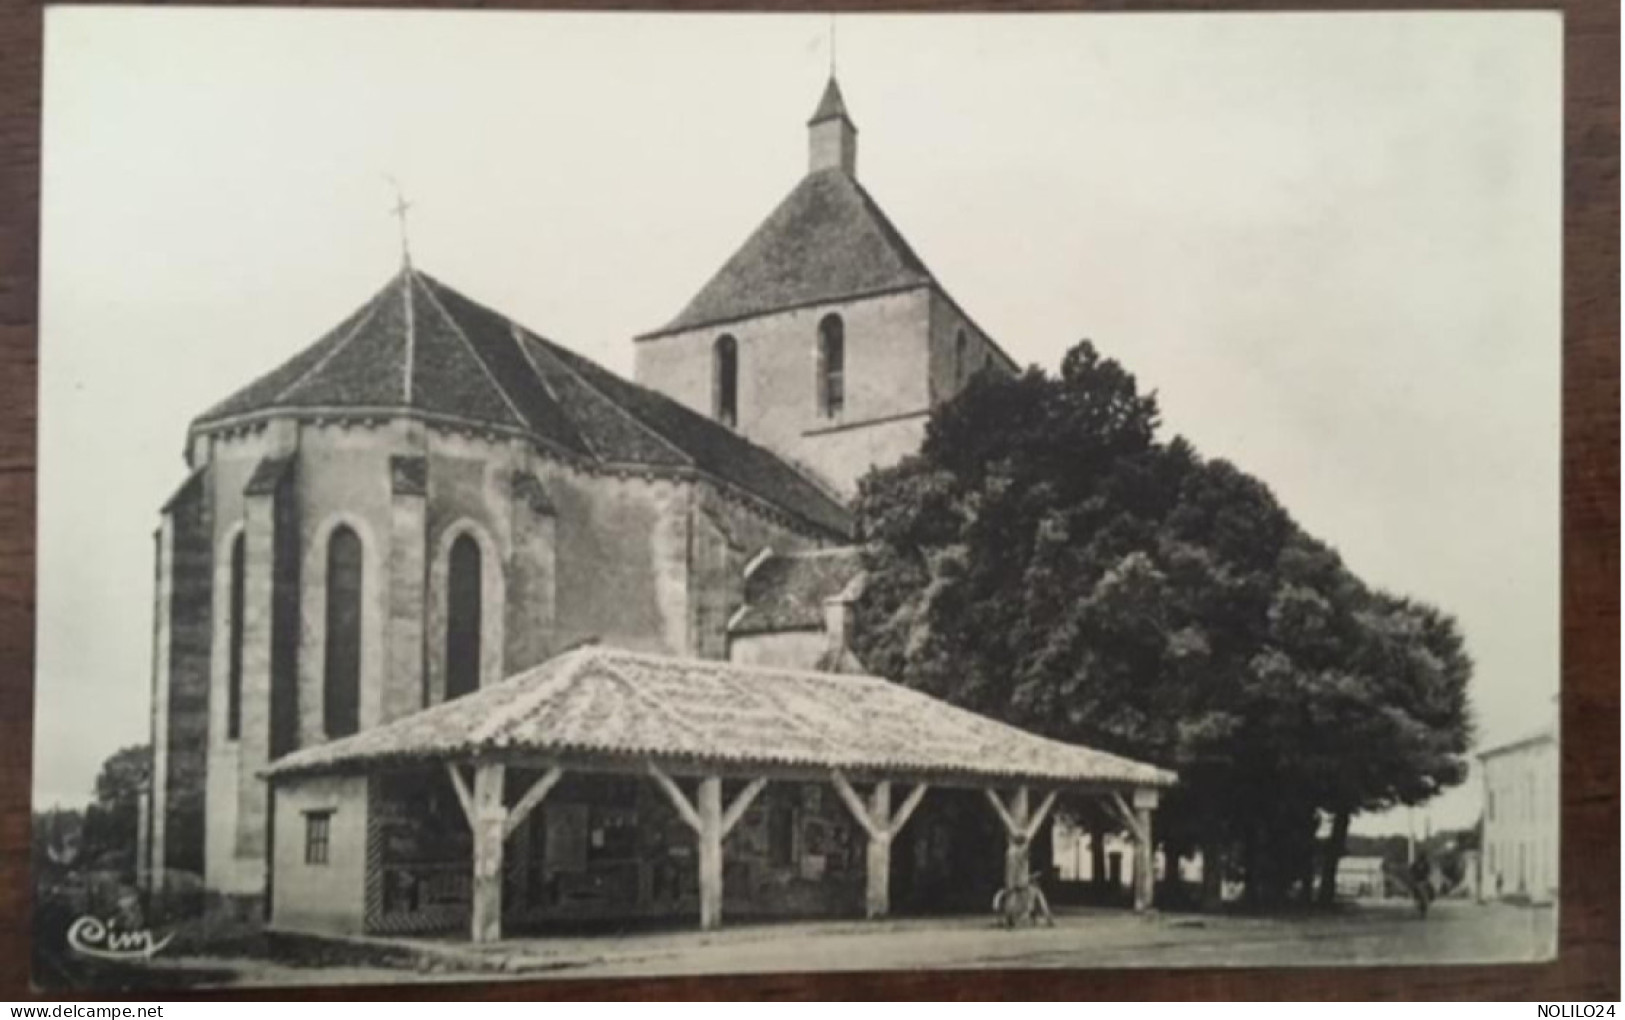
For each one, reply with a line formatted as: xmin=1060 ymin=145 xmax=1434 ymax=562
xmin=1478 ymin=724 xmax=1557 ymax=904
xmin=1335 ymin=855 xmax=1387 ymax=899
xmin=1052 ymin=814 xmax=1201 ymax=889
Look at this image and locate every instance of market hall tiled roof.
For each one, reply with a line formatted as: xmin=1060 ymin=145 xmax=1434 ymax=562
xmin=191 ymin=267 xmax=853 ymax=538
xmin=265 ymin=646 xmax=1177 ymax=790
xmin=729 ymin=547 xmax=866 ymax=636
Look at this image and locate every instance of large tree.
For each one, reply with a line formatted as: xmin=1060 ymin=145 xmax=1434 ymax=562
xmin=852 ymin=341 xmax=1473 ymax=905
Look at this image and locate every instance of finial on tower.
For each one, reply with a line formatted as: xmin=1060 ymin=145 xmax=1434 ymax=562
xmin=829 ymin=13 xmax=837 ymax=77
xmin=385 ymin=173 xmax=413 ymax=269
xmin=808 ymin=75 xmax=857 ymax=177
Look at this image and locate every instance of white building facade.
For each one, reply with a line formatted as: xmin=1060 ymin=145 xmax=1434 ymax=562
xmin=1478 ymin=726 xmax=1558 ymax=904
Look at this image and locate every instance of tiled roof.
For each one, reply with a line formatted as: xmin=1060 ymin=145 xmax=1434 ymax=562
xmin=642 ymin=169 xmax=936 ymax=338
xmin=192 ymin=267 xmax=852 ymax=538
xmin=266 ymin=646 xmax=1176 ymax=789
xmin=730 ymin=547 xmax=865 ymax=636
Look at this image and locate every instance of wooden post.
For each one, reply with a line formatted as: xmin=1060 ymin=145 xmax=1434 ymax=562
xmin=832 ymin=773 xmax=929 ymax=920
xmin=865 ymin=781 xmax=891 ymax=919
xmin=1007 ymin=787 xmax=1031 ymax=886
xmin=986 ymin=786 xmax=1058 ymax=888
xmin=1132 ymin=788 xmax=1158 ymax=913
xmin=445 ymin=761 xmax=566 ymax=943
xmin=647 ymin=763 xmax=765 ymax=932
xmin=469 ymin=762 xmax=506 ymax=944
xmin=697 ymin=775 xmax=724 ymax=931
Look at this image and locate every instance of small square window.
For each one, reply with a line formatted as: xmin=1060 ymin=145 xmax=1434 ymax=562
xmin=305 ymin=811 xmax=333 ymax=865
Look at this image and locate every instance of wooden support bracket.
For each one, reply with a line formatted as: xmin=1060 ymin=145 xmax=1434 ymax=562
xmin=721 ymin=777 xmax=768 ymax=836
xmin=503 ymin=766 xmax=565 ymax=840
xmin=984 ymin=787 xmax=1020 ymax=837
xmin=888 ymin=782 xmax=930 ymax=838
xmin=831 ymin=771 xmax=882 ymax=840
xmin=445 ymin=761 xmax=475 ymax=827
xmin=1109 ymin=791 xmax=1148 ymax=844
xmin=647 ymin=761 xmax=703 ymax=833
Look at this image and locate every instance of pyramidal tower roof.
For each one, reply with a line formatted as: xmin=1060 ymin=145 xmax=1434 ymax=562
xmin=641 ymin=77 xmax=946 ymax=339
xmin=194 ymin=266 xmax=852 ymax=536
xmin=809 ymin=76 xmax=852 ymax=125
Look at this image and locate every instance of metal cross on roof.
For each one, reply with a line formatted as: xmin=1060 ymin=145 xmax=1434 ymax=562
xmin=385 ymin=174 xmax=412 ymax=268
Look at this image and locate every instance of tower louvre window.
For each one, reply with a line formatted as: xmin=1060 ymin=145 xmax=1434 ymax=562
xmin=818 ymin=314 xmax=845 ymax=418
xmin=445 ymin=533 xmax=482 ymax=701
xmin=713 ymin=335 xmax=739 ymax=427
xmin=323 ymin=525 xmax=363 ymax=738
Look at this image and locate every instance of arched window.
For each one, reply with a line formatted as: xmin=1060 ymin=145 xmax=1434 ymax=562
xmin=323 ymin=525 xmax=363 ymax=738
xmin=817 ymin=314 xmax=845 ymax=418
xmin=226 ymin=532 xmax=245 ymax=741
xmin=713 ymin=335 xmax=739 ymax=427
xmin=445 ymin=534 xmax=482 ymax=701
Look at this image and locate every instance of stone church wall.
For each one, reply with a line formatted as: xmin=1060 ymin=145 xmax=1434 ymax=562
xmin=632 ymin=288 xmax=933 ymax=494
xmin=544 ymin=464 xmax=690 ymax=657
xmin=185 ymin=409 xmax=840 ymax=905
xmin=728 ymin=629 xmax=828 ymax=671
xmin=199 ymin=423 xmax=298 ymax=897
xmin=926 ymin=288 xmax=1016 ymax=403
xmin=155 ymin=468 xmax=212 ymax=884
xmin=687 ymin=483 xmax=827 ymax=661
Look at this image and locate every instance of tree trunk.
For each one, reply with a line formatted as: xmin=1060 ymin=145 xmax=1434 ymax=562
xmin=1200 ymin=839 xmax=1224 ymax=911
xmin=1241 ymin=823 xmax=1259 ymax=907
xmin=1317 ymin=810 xmax=1351 ymax=908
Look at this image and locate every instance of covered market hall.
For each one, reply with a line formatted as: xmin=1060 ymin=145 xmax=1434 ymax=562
xmin=262 ymin=646 xmax=1176 ymax=943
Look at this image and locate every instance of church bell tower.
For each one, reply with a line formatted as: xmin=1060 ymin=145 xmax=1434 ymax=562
xmin=808 ymin=78 xmax=857 ymax=176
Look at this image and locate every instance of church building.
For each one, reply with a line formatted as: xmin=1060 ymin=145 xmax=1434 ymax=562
xmin=140 ymin=78 xmax=1172 ymax=943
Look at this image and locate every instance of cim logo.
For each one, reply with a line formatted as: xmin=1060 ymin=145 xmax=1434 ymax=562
xmin=65 ymin=915 xmax=174 ymax=961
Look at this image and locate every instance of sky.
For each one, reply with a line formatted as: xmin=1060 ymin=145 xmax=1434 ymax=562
xmin=36 ymin=9 xmax=1561 ymax=836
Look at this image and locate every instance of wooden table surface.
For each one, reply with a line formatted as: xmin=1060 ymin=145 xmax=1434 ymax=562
xmin=0 ymin=0 xmax=1614 ymax=1000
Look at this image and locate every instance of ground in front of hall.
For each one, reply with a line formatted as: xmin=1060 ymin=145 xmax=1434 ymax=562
xmin=124 ymin=898 xmax=1554 ymax=987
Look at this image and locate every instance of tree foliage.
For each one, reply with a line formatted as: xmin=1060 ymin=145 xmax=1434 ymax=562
xmin=851 ymin=341 xmax=1473 ymax=904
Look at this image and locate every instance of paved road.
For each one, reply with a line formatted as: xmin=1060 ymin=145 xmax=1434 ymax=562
xmin=545 ymin=900 xmax=1555 ymax=979
xmin=121 ymin=899 xmax=1554 ymax=988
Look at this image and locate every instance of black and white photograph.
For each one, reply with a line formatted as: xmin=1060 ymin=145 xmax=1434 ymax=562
xmin=31 ymin=8 xmax=1561 ymax=989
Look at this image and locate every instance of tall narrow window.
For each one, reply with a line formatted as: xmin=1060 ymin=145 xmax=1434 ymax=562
xmin=445 ymin=534 xmax=482 ymax=701
xmin=713 ymin=335 xmax=739 ymax=427
xmin=227 ymin=532 xmax=246 ymax=740
xmin=323 ymin=525 xmax=363 ymax=738
xmin=817 ymin=314 xmax=845 ymax=418
xmin=955 ymin=328 xmax=969 ymax=386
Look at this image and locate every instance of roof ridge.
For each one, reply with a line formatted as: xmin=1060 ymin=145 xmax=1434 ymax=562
xmin=469 ymin=653 xmax=583 ymax=746
xmin=842 ymin=173 xmax=934 ymax=283
xmin=413 ymin=274 xmax=532 ymax=431
xmin=401 ymin=268 xmax=416 ymax=402
xmin=520 ymin=333 xmax=697 ymax=469
xmin=590 ymin=645 xmax=884 ymax=686
xmin=598 ymin=667 xmax=714 ymax=745
xmin=508 ymin=324 xmax=603 ymax=462
xmin=272 ymin=281 xmax=392 ymax=404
